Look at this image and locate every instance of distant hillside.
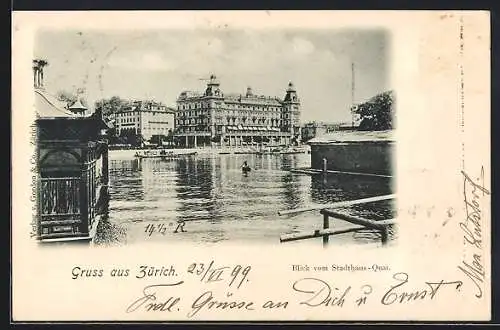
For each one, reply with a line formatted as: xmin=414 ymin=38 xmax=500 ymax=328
xmin=355 ymin=90 xmax=395 ymax=131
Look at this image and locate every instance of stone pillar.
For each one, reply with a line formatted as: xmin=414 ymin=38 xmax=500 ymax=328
xmin=194 ymin=135 xmax=197 ymax=148
xmin=185 ymin=135 xmax=188 ymax=148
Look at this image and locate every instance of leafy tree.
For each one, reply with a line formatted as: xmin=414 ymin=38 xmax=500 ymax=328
xmin=355 ymin=90 xmax=395 ymax=131
xmin=94 ymin=96 xmax=128 ymax=120
xmin=56 ymin=90 xmax=77 ymax=106
xmin=106 ymin=127 xmax=121 ymax=144
xmin=119 ymin=128 xmax=143 ymax=147
xmin=149 ymin=134 xmax=168 ymax=145
xmin=56 ymin=90 xmax=88 ymax=109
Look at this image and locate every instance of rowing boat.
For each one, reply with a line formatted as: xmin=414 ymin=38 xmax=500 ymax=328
xmin=134 ymin=151 xmax=197 ymax=159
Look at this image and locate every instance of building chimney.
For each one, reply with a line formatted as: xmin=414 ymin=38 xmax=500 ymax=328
xmin=33 ymin=59 xmax=48 ymax=89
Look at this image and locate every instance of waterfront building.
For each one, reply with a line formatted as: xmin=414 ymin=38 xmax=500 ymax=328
xmin=307 ymin=130 xmax=394 ymax=176
xmin=34 ymin=61 xmax=110 ymax=241
xmin=113 ymin=100 xmax=175 ymax=144
xmin=174 ymin=75 xmax=301 ymax=148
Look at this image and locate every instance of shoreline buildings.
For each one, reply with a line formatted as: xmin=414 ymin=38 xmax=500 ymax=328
xmin=113 ymin=100 xmax=175 ymax=145
xmin=174 ymin=75 xmax=301 ymax=148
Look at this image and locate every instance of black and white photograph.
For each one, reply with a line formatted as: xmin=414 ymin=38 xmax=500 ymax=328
xmin=33 ymin=26 xmax=395 ymax=247
xmin=12 ymin=11 xmax=491 ymax=322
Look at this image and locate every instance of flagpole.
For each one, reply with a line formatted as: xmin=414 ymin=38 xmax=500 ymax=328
xmin=351 ymin=61 xmax=355 ymax=128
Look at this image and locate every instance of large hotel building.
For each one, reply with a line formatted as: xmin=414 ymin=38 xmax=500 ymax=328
xmin=113 ymin=100 xmax=175 ymax=143
xmin=174 ymin=75 xmax=301 ymax=148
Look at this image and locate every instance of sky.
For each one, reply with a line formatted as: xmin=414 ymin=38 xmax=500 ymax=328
xmin=35 ymin=28 xmax=389 ymax=123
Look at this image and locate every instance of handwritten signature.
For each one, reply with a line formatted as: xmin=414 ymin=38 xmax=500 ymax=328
xmin=292 ymin=272 xmax=463 ymax=307
xmin=458 ymin=168 xmax=490 ymax=298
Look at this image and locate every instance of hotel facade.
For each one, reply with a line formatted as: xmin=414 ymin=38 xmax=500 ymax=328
xmin=113 ymin=100 xmax=175 ymax=143
xmin=173 ymin=75 xmax=301 ymax=148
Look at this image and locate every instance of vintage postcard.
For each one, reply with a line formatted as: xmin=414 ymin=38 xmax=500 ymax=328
xmin=11 ymin=11 xmax=490 ymax=322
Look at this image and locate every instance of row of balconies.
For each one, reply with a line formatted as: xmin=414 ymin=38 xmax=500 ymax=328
xmin=177 ymin=103 xmax=285 ymax=112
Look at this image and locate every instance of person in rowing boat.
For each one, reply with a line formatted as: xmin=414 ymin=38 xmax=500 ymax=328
xmin=241 ymin=161 xmax=251 ymax=173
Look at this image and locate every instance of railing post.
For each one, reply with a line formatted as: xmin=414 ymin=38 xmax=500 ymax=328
xmin=381 ymin=227 xmax=389 ymax=245
xmin=80 ymin=167 xmax=89 ymax=236
xmin=323 ymin=212 xmax=329 ymax=247
xmin=102 ymin=143 xmax=109 ymax=186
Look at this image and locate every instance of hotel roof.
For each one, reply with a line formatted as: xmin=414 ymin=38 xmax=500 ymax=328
xmin=178 ymin=90 xmax=283 ymax=106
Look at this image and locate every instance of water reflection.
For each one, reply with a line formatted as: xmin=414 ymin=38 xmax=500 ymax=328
xmin=97 ymin=153 xmax=395 ymax=245
xmin=310 ymin=174 xmax=393 ymax=204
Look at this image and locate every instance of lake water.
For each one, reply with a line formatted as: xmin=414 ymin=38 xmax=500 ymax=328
xmin=94 ymin=152 xmax=396 ymax=246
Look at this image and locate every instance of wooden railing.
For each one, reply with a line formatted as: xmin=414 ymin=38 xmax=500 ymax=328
xmin=279 ymin=194 xmax=396 ymax=246
xmin=83 ymin=159 xmax=97 ymax=233
xmin=40 ymin=177 xmax=81 ymax=217
xmin=39 ymin=160 xmax=105 ymax=239
xmin=39 ymin=177 xmax=82 ymax=237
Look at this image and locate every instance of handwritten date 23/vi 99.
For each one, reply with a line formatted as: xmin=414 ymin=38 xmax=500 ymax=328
xmin=187 ymin=261 xmax=251 ymax=289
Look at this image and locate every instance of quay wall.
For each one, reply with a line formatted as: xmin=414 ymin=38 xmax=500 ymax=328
xmin=310 ymin=141 xmax=394 ymax=176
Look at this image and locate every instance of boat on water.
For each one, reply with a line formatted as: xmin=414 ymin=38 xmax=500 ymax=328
xmin=134 ymin=150 xmax=197 ymax=159
xmin=256 ymin=146 xmax=308 ymax=155
xmin=255 ymin=146 xmax=281 ymax=155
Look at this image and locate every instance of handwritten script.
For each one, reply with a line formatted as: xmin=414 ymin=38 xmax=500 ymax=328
xmin=458 ymin=167 xmax=490 ymax=298
xmin=124 ymin=269 xmax=463 ymax=318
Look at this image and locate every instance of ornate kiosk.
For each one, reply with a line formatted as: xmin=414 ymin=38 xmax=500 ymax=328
xmin=35 ymin=87 xmax=110 ymax=242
